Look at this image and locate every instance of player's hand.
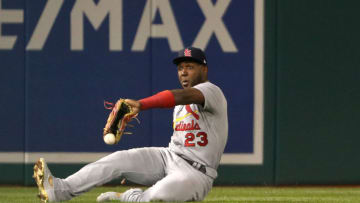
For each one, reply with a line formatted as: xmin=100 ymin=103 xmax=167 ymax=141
xmin=124 ymin=99 xmax=141 ymax=115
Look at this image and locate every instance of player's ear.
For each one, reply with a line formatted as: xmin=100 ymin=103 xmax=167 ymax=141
xmin=201 ymin=65 xmax=208 ymax=81
xmin=202 ymin=65 xmax=208 ymax=75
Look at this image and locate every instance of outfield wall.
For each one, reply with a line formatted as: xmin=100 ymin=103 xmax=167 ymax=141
xmin=1 ymin=0 xmax=360 ymax=185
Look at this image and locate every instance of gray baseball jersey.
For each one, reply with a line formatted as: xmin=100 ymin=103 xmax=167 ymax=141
xmin=169 ymin=81 xmax=228 ymax=170
xmin=44 ymin=81 xmax=228 ymax=202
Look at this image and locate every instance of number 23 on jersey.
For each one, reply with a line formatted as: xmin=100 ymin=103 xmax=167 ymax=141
xmin=184 ymin=132 xmax=208 ymax=147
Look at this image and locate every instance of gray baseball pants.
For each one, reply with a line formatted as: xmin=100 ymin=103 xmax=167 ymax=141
xmin=51 ymin=147 xmax=213 ymax=202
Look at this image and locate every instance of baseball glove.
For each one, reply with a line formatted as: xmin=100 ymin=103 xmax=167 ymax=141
xmin=103 ymin=99 xmax=138 ymax=144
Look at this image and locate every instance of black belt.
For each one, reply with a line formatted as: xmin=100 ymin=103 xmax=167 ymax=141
xmin=180 ymin=156 xmax=206 ymax=174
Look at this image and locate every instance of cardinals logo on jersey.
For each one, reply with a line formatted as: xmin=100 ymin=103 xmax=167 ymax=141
xmin=173 ymin=105 xmax=200 ymax=130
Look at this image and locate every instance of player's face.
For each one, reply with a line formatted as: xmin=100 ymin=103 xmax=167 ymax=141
xmin=177 ymin=61 xmax=207 ymax=89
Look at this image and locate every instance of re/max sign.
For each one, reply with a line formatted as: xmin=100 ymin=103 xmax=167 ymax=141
xmin=0 ymin=0 xmax=238 ymax=52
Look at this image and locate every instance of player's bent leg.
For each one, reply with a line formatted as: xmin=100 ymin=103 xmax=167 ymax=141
xmin=120 ymin=170 xmax=213 ymax=202
xmin=43 ymin=147 xmax=166 ymax=202
xmin=147 ymin=172 xmax=212 ymax=202
xmin=117 ymin=149 xmax=214 ymax=202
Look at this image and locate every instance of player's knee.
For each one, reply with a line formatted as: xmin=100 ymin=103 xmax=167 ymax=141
xmin=149 ymin=176 xmax=195 ymax=201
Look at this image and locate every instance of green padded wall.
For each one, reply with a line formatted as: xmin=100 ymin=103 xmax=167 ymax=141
xmin=275 ymin=0 xmax=360 ymax=184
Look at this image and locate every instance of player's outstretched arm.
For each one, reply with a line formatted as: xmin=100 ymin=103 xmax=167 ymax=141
xmin=171 ymin=88 xmax=204 ymax=106
xmin=125 ymin=88 xmax=204 ymax=112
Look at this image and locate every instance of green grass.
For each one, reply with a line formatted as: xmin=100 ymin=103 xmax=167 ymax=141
xmin=0 ymin=186 xmax=360 ymax=203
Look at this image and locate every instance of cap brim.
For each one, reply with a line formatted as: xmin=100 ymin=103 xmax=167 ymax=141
xmin=173 ymin=56 xmax=205 ymax=65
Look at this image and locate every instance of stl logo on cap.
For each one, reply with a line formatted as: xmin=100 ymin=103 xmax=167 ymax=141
xmin=184 ymin=48 xmax=192 ymax=57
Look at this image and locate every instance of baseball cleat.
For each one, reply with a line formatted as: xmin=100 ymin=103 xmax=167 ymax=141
xmin=33 ymin=158 xmax=55 ymax=202
xmin=96 ymin=192 xmax=122 ymax=202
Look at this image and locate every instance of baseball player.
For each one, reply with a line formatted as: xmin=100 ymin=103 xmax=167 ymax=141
xmin=33 ymin=47 xmax=228 ymax=202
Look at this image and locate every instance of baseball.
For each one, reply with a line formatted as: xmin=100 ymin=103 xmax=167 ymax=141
xmin=103 ymin=133 xmax=116 ymax=145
